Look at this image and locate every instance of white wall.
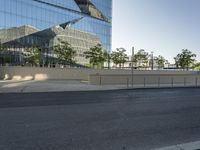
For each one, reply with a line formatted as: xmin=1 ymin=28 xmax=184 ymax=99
xmin=0 ymin=66 xmax=199 ymax=84
xmin=0 ymin=66 xmax=132 ymax=80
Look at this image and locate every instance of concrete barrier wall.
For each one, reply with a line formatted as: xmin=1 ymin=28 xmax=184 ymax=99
xmin=0 ymin=66 xmax=199 ymax=83
xmin=0 ymin=66 xmax=135 ymax=80
xmin=89 ymin=74 xmax=200 ymax=88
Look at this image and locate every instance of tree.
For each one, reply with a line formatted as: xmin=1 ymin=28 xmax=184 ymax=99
xmin=0 ymin=44 xmax=4 ymax=65
xmin=154 ymin=55 xmax=166 ymax=69
xmin=104 ymin=50 xmax=111 ymax=68
xmin=23 ymin=46 xmax=42 ymax=66
xmin=174 ymin=49 xmax=196 ymax=70
xmin=133 ymin=49 xmax=149 ymax=68
xmin=0 ymin=43 xmax=3 ymax=52
xmin=53 ymin=40 xmax=76 ymax=65
xmin=84 ymin=43 xmax=106 ymax=68
xmin=193 ymin=62 xmax=200 ymax=70
xmin=0 ymin=44 xmax=9 ymax=65
xmin=0 ymin=44 xmax=4 ymax=64
xmin=111 ymin=48 xmax=128 ymax=68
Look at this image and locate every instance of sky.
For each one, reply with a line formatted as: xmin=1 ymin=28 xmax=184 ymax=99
xmin=112 ymin=0 xmax=200 ymax=63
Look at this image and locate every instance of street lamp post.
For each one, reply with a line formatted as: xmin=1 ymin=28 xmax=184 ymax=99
xmin=131 ymin=47 xmax=134 ymax=87
xmin=151 ymin=51 xmax=154 ymax=70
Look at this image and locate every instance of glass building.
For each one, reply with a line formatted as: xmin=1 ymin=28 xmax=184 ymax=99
xmin=0 ymin=0 xmax=112 ymax=65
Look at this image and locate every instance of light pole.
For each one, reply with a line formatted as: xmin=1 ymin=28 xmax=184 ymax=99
xmin=151 ymin=51 xmax=154 ymax=70
xmin=107 ymin=52 xmax=110 ymax=69
xmin=131 ymin=47 xmax=134 ymax=87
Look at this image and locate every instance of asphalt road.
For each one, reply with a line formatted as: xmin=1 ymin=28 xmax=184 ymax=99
xmin=1 ymin=88 xmax=200 ymax=150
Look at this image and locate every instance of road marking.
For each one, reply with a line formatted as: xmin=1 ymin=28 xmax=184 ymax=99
xmin=152 ymin=140 xmax=200 ymax=150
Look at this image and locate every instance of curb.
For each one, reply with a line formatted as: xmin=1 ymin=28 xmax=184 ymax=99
xmin=152 ymin=140 xmax=200 ymax=150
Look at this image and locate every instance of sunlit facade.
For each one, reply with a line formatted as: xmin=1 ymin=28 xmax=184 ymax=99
xmin=0 ymin=0 xmax=112 ymax=65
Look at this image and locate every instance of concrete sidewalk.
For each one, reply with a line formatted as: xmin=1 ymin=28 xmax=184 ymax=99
xmin=152 ymin=140 xmax=200 ymax=150
xmin=0 ymin=79 xmax=199 ymax=93
xmin=0 ymin=80 xmax=128 ymax=93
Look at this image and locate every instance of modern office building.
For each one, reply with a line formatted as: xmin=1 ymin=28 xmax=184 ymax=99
xmin=0 ymin=0 xmax=112 ymax=65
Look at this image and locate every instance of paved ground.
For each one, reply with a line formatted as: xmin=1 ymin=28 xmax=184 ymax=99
xmin=0 ymin=79 xmax=197 ymax=93
xmin=0 ymin=80 xmax=128 ymax=93
xmin=153 ymin=140 xmax=200 ymax=150
xmin=1 ymin=88 xmax=200 ymax=150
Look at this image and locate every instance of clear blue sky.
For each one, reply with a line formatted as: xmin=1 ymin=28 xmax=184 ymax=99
xmin=112 ymin=0 xmax=200 ymax=63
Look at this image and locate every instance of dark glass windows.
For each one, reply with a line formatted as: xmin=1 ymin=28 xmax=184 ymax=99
xmin=0 ymin=0 xmax=112 ymax=52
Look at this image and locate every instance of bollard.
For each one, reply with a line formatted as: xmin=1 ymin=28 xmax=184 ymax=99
xmin=127 ymin=78 xmax=129 ymax=88
xmin=144 ymin=77 xmax=146 ymax=88
xmin=196 ymin=77 xmax=198 ymax=87
xmin=171 ymin=77 xmax=174 ymax=88
xmin=158 ymin=77 xmax=160 ymax=88
xmin=184 ymin=77 xmax=186 ymax=86
xmin=99 ymin=76 xmax=102 ymax=85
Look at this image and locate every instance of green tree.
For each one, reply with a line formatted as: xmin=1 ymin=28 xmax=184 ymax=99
xmin=0 ymin=44 xmax=3 ymax=65
xmin=111 ymin=48 xmax=128 ymax=68
xmin=133 ymin=49 xmax=149 ymax=68
xmin=174 ymin=49 xmax=196 ymax=70
xmin=193 ymin=62 xmax=200 ymax=70
xmin=0 ymin=45 xmax=13 ymax=65
xmin=154 ymin=55 xmax=166 ymax=69
xmin=53 ymin=40 xmax=76 ymax=65
xmin=0 ymin=44 xmax=4 ymax=64
xmin=84 ymin=43 xmax=106 ymax=68
xmin=0 ymin=43 xmax=3 ymax=52
xmin=104 ymin=50 xmax=111 ymax=68
xmin=24 ymin=46 xmax=42 ymax=66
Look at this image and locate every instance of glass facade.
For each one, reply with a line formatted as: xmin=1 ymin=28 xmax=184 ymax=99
xmin=0 ymin=0 xmax=112 ymax=65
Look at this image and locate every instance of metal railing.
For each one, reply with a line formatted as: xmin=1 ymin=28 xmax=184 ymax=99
xmin=90 ymin=74 xmax=200 ymax=89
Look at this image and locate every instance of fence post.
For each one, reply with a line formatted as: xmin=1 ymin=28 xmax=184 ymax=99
xmin=196 ymin=77 xmax=198 ymax=87
xmin=184 ymin=77 xmax=186 ymax=86
xmin=99 ymin=75 xmax=102 ymax=85
xmin=158 ymin=77 xmax=160 ymax=88
xmin=127 ymin=77 xmax=129 ymax=88
xmin=171 ymin=77 xmax=174 ymax=88
xmin=131 ymin=67 xmax=134 ymax=88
